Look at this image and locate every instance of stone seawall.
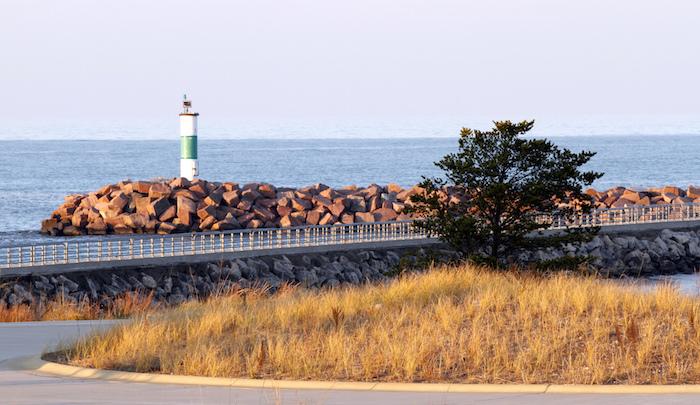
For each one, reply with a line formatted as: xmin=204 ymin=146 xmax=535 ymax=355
xmin=0 ymin=247 xmax=458 ymax=308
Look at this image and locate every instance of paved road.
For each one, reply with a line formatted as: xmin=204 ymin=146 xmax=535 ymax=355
xmin=2 ymin=320 xmax=700 ymax=404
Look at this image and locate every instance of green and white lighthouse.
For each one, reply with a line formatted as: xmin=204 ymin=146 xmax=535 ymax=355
xmin=179 ymin=95 xmax=199 ymax=180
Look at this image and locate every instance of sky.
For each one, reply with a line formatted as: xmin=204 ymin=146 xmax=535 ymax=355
xmin=1 ymin=0 xmax=700 ymax=139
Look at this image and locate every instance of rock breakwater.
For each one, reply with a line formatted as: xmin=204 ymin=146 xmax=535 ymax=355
xmin=586 ymin=185 xmax=700 ymax=208
xmin=42 ymin=179 xmax=422 ymax=236
xmin=42 ymin=179 xmax=700 ymax=237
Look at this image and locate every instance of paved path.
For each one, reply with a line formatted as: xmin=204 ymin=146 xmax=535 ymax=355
xmin=2 ymin=320 xmax=700 ymax=404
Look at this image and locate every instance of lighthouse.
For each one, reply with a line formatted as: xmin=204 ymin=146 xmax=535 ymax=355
xmin=179 ymin=95 xmax=199 ymax=180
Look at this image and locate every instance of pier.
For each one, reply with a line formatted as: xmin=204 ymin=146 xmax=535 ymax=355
xmin=4 ymin=203 xmax=700 ymax=277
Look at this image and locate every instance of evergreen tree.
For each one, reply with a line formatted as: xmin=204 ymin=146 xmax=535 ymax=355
xmin=409 ymin=120 xmax=603 ymax=265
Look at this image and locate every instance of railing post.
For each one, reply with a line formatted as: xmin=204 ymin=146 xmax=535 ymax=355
xmin=63 ymin=243 xmax=68 ymax=264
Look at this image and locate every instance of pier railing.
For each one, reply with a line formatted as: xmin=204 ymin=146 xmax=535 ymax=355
xmin=544 ymin=203 xmax=700 ymax=229
xmin=3 ymin=203 xmax=700 ymax=271
xmin=0 ymin=221 xmax=426 ymax=270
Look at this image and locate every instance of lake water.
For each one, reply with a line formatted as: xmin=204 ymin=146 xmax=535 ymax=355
xmin=1 ymin=135 xmax=700 ymax=243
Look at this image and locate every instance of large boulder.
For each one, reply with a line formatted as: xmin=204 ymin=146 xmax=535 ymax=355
xmin=259 ymin=184 xmax=277 ymax=198
xmin=291 ymin=198 xmax=312 ymax=211
xmin=124 ymin=213 xmax=148 ymax=229
xmin=306 ymin=210 xmax=322 ymax=225
xmin=177 ymin=196 xmax=197 ymax=227
xmin=355 ymin=212 xmax=375 ymax=223
xmin=86 ymin=218 xmax=107 ymax=235
xmin=159 ymin=205 xmax=177 ymax=222
xmin=241 ymin=187 xmax=261 ymax=202
xmin=222 ymin=190 xmax=240 ymax=206
xmin=688 ymin=186 xmax=700 ymax=199
xmin=662 ymin=185 xmax=684 ymax=197
xmin=132 ymin=181 xmax=152 ymax=194
xmin=149 ymin=197 xmax=171 ymax=218
xmin=148 ymin=183 xmax=171 ymax=199
xmin=372 ymin=208 xmax=398 ymax=222
xmin=347 ymin=196 xmax=366 ymax=212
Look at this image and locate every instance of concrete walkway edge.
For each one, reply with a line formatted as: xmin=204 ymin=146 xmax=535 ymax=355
xmin=14 ymin=355 xmax=700 ymax=394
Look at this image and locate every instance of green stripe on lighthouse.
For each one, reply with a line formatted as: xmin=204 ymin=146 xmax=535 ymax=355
xmin=181 ymin=136 xmax=197 ymax=159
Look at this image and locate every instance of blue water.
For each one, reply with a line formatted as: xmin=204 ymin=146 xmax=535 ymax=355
xmin=1 ymin=135 xmax=699 ymax=243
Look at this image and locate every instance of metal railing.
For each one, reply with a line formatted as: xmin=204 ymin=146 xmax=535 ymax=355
xmin=544 ymin=203 xmax=700 ymax=229
xmin=0 ymin=221 xmax=426 ymax=270
xmin=3 ymin=203 xmax=700 ymax=271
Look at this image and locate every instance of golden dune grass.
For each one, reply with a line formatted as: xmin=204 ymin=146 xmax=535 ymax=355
xmin=64 ymin=264 xmax=700 ymax=384
xmin=0 ymin=292 xmax=155 ymax=322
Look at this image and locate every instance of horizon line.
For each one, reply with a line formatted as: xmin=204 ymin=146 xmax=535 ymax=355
xmin=2 ymin=133 xmax=700 ymax=141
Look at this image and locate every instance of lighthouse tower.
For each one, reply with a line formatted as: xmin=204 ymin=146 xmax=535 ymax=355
xmin=179 ymin=95 xmax=199 ymax=181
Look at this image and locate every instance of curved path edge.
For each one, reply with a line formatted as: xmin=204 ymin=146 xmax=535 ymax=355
xmin=11 ymin=355 xmax=700 ymax=394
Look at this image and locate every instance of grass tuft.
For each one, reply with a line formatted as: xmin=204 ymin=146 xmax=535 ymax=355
xmin=0 ymin=292 xmax=156 ymax=322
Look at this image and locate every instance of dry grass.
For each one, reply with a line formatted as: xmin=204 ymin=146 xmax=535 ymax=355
xmin=0 ymin=292 xmax=156 ymax=322
xmin=64 ymin=264 xmax=700 ymax=384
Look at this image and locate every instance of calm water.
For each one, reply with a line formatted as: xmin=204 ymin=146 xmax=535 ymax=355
xmin=1 ymin=135 xmax=700 ymax=242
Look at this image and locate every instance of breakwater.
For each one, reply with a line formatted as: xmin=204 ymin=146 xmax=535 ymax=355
xmin=41 ymin=177 xmax=700 ymax=238
xmin=41 ymin=179 xmax=419 ymax=236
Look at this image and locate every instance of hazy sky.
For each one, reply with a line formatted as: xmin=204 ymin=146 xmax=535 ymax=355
xmin=2 ymin=0 xmax=700 ymax=138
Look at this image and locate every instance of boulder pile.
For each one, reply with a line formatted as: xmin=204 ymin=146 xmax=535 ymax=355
xmin=41 ymin=179 xmax=700 ymax=237
xmin=586 ymin=185 xmax=700 ymax=208
xmin=41 ymin=178 xmax=422 ymax=236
